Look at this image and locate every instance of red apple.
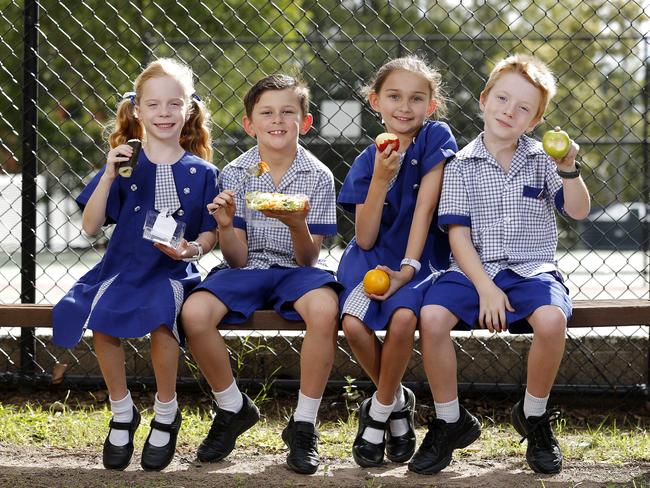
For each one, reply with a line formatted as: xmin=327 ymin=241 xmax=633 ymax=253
xmin=375 ymin=132 xmax=400 ymax=153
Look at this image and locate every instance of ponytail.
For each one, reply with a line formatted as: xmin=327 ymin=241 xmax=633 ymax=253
xmin=180 ymin=98 xmax=213 ymax=162
xmin=108 ymin=98 xmax=144 ymax=149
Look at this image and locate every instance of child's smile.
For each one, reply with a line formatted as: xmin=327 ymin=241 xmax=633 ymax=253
xmin=480 ymin=72 xmax=542 ymax=143
xmin=243 ymin=88 xmax=313 ymax=162
xmin=369 ymin=69 xmax=436 ymax=144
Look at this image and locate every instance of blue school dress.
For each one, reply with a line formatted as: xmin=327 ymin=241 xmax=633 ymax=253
xmin=337 ymin=121 xmax=457 ymax=330
xmin=52 ymin=150 xmax=218 ymax=348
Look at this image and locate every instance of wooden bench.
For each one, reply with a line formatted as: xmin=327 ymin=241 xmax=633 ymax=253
xmin=0 ymin=299 xmax=649 ymax=329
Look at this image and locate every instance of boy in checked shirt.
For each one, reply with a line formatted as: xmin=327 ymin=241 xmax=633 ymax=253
xmin=181 ymin=74 xmax=340 ymax=475
xmin=410 ymin=54 xmax=590 ymax=475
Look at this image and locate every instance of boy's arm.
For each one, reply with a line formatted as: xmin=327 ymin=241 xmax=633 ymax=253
xmin=554 ymin=142 xmax=590 ymax=220
xmin=289 ymin=213 xmax=322 ymax=266
xmin=211 ymin=189 xmax=249 ymax=268
xmin=262 ymin=205 xmax=321 ymax=266
xmin=219 ymin=224 xmax=249 ymax=267
xmin=449 ymin=225 xmax=513 ymax=333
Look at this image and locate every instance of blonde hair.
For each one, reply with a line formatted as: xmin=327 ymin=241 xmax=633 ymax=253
xmin=481 ymin=54 xmax=556 ymax=122
xmin=362 ymin=55 xmax=448 ymax=119
xmin=108 ymin=58 xmax=213 ymax=161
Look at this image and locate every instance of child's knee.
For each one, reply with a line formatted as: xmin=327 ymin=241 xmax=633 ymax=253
xmin=342 ymin=316 xmax=367 ymax=343
xmin=390 ymin=308 xmax=417 ymax=334
xmin=531 ymin=306 xmax=567 ymax=341
xmin=419 ymin=305 xmax=454 ymax=340
xmin=181 ymin=294 xmax=219 ymax=337
xmin=302 ymin=290 xmax=339 ymax=325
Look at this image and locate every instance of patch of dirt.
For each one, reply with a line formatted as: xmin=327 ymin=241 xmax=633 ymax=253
xmin=2 ymin=388 xmax=649 ymax=487
xmin=0 ymin=445 xmax=648 ymax=488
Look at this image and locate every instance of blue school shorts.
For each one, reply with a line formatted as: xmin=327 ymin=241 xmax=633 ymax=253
xmin=422 ymin=269 xmax=572 ymax=333
xmin=192 ymin=266 xmax=341 ymax=324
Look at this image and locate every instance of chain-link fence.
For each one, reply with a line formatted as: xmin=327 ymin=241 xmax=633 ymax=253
xmin=1 ymin=1 xmax=648 ymax=399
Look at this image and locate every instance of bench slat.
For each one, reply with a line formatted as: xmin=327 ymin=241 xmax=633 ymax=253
xmin=0 ymin=300 xmax=648 ymax=329
xmin=0 ymin=304 xmax=304 ymax=330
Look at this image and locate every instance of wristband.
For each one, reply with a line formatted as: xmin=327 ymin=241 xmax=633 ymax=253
xmin=400 ymin=258 xmax=421 ymax=274
xmin=182 ymin=241 xmax=203 ymax=262
xmin=557 ymin=161 xmax=581 ymax=179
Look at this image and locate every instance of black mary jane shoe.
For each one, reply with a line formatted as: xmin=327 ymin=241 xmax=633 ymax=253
xmin=386 ymin=386 xmax=417 ymax=463
xmin=103 ymin=406 xmax=141 ymax=470
xmin=352 ymin=397 xmax=387 ymax=468
xmin=140 ymin=409 xmax=183 ymax=471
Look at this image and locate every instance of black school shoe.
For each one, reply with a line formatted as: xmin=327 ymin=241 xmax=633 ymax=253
xmin=352 ymin=397 xmax=387 ymax=468
xmin=140 ymin=409 xmax=182 ymax=471
xmin=511 ymin=399 xmax=563 ymax=474
xmin=281 ymin=416 xmax=320 ymax=474
xmin=102 ymin=406 xmax=141 ymax=470
xmin=407 ymin=405 xmax=481 ymax=475
xmin=196 ymin=392 xmax=260 ymax=463
xmin=385 ymin=386 xmax=416 ymax=463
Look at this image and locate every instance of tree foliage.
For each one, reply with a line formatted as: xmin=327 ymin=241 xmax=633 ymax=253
xmin=0 ymin=0 xmax=646 ymax=210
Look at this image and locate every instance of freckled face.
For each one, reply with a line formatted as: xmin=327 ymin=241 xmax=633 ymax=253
xmin=480 ymin=72 xmax=542 ymax=142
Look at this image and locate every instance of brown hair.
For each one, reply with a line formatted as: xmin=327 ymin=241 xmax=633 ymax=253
xmin=108 ymin=58 xmax=213 ymax=161
xmin=362 ymin=55 xmax=448 ymax=119
xmin=480 ymin=54 xmax=557 ymax=122
xmin=243 ymin=74 xmax=310 ymax=119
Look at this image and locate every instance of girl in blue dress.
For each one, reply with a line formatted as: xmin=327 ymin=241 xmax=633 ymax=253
xmin=52 ymin=58 xmax=218 ymax=472
xmin=337 ymin=56 xmax=457 ymax=467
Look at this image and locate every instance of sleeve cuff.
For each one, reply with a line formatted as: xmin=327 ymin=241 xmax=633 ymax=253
xmin=308 ymin=223 xmax=337 ymax=236
xmin=554 ymin=188 xmax=566 ymax=215
xmin=337 ymin=191 xmax=366 ymax=214
xmin=232 ymin=216 xmax=247 ymax=231
xmin=438 ymin=214 xmax=471 ymax=232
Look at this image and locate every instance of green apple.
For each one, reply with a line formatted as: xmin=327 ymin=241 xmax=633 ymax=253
xmin=542 ymin=126 xmax=571 ymax=159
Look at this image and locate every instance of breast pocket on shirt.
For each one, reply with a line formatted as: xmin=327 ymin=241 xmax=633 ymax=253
xmin=521 ymin=185 xmax=549 ymax=225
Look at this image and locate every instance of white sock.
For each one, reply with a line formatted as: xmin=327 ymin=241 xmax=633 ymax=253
xmin=293 ymin=390 xmax=321 ymax=425
xmin=523 ymin=390 xmax=549 ymax=418
xmin=109 ymin=391 xmax=134 ymax=446
xmin=362 ymin=392 xmax=394 ymax=444
xmin=389 ymin=386 xmax=409 ymax=437
xmin=434 ymin=397 xmax=460 ymax=424
xmin=213 ymin=379 xmax=243 ymax=414
xmin=148 ymin=393 xmax=178 ymax=447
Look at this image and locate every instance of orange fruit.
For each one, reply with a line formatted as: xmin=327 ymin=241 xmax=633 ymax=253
xmin=363 ymin=269 xmax=390 ymax=295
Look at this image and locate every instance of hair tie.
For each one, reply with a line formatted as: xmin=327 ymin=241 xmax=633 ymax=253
xmin=191 ymin=93 xmax=201 ymax=102
xmin=122 ymin=91 xmax=136 ymax=105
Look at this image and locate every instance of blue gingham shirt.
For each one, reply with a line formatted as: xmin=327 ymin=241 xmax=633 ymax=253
xmin=219 ymin=145 xmax=337 ymax=270
xmin=438 ymin=134 xmax=565 ymax=278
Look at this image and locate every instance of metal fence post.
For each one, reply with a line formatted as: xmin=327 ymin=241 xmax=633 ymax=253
xmin=641 ymin=36 xmax=650 ymax=392
xmin=20 ymin=0 xmax=39 ymax=375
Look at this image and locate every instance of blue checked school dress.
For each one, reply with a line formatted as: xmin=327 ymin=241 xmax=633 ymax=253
xmin=337 ymin=121 xmax=457 ymax=330
xmin=52 ymin=150 xmax=218 ymax=347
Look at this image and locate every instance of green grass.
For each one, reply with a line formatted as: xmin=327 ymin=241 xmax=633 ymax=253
xmin=0 ymin=402 xmax=648 ymax=464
